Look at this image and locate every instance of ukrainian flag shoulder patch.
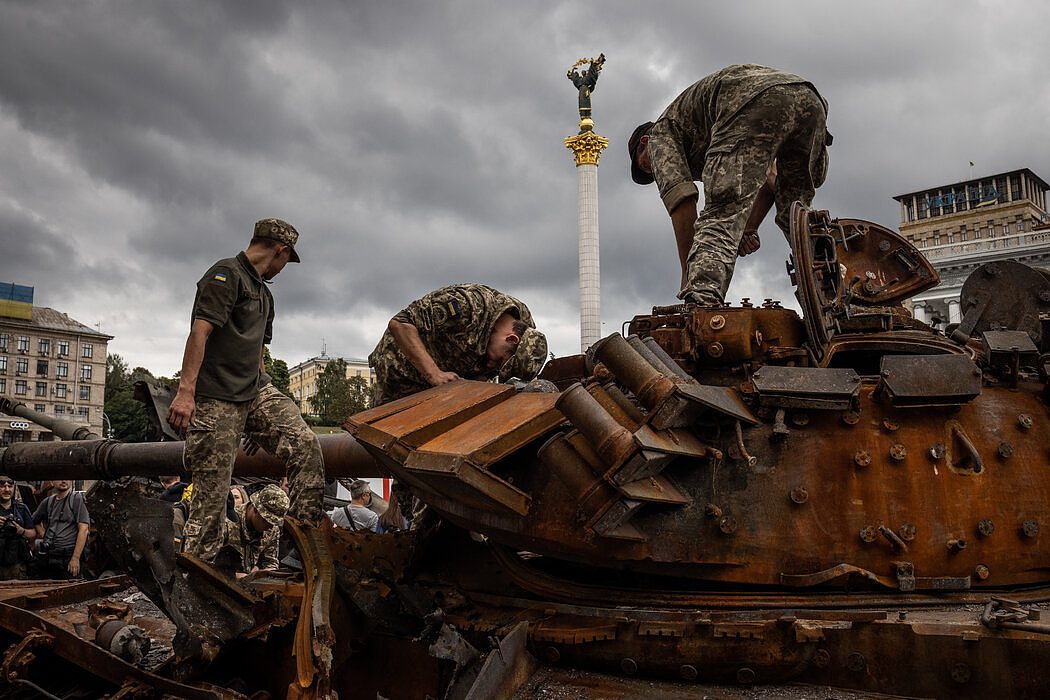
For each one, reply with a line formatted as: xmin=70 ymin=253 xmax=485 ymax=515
xmin=213 ymin=273 xmax=228 ymax=283
xmin=446 ymin=300 xmax=460 ymax=317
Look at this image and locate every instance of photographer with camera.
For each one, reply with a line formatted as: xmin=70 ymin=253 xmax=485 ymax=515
xmin=0 ymin=476 xmax=34 ymax=580
xmin=30 ymin=479 xmax=90 ymax=580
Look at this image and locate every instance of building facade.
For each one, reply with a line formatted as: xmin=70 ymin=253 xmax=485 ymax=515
xmin=0 ymin=305 xmax=112 ymax=444
xmin=893 ymin=168 xmax=1050 ymax=326
xmin=287 ymin=354 xmax=374 ymax=415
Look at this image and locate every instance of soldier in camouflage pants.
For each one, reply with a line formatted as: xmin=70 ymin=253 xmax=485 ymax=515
xmin=168 ymin=218 xmax=325 ymax=564
xmin=629 ymin=64 xmax=831 ymax=305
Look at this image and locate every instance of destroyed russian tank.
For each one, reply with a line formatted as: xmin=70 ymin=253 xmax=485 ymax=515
xmin=1 ymin=203 xmax=1049 ymax=699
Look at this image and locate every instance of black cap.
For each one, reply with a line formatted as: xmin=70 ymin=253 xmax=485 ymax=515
xmin=628 ymin=121 xmax=655 ymax=185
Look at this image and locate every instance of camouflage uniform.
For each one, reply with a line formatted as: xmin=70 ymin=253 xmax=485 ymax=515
xmin=218 ymin=485 xmax=288 ymax=574
xmin=183 ymin=384 xmax=325 ymax=561
xmin=644 ymin=64 xmax=831 ymax=305
xmin=368 ymin=283 xmax=548 ymax=405
xmin=182 ymin=218 xmax=324 ymax=563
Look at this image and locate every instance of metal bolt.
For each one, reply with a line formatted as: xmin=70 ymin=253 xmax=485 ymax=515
xmin=705 ymin=503 xmax=723 ymax=518
xmin=1023 ymin=520 xmax=1040 ymax=538
xmin=986 ymin=263 xmax=1001 ymax=277
xmin=709 ymin=314 xmax=726 ymax=330
xmin=947 ymin=538 xmax=967 ymax=553
xmin=1018 ymin=414 xmax=1033 ymax=430
xmin=854 ymin=450 xmax=872 ymax=468
xmin=883 ymin=419 xmax=900 ymax=432
xmin=707 ymin=342 xmax=724 ymax=358
xmin=998 ymin=441 xmax=1014 ymax=459
xmin=846 ymin=652 xmax=866 ymax=672
xmin=1040 ymin=290 xmax=1050 ymax=304
xmin=813 ymin=649 xmax=830 ymax=668
xmin=898 ymin=611 xmax=908 ymax=621
xmin=889 ymin=443 xmax=908 ymax=462
xmin=898 ymin=523 xmax=917 ymax=542
xmin=951 ymin=662 xmax=972 ymax=684
xmin=543 ymin=646 xmax=560 ymax=663
xmin=736 ymin=667 xmax=755 ymax=685
xmin=841 ymin=411 xmax=860 ymax=426
xmin=790 ymin=412 xmax=810 ymax=427
xmin=878 ymin=240 xmax=892 ymax=252
xmin=790 ymin=486 xmax=809 ymax=505
xmin=859 ymin=525 xmax=878 ymax=543
xmin=719 ymin=516 xmax=738 ymax=535
xmin=977 ymin=519 xmax=995 ymax=537
xmin=929 ymin=443 xmax=945 ymax=460
xmin=975 ymin=564 xmax=990 ymax=580
xmin=620 ymin=658 xmax=638 ymax=675
xmin=679 ymin=664 xmax=698 ymax=681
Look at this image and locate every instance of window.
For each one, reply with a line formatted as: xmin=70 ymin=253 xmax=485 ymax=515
xmin=56 ymin=362 xmax=68 ymax=378
xmin=58 ymin=341 xmax=69 ymax=357
xmin=80 ymin=365 xmax=92 ymax=381
xmin=1003 ymin=225 xmax=1010 ymax=236
xmin=55 ymin=405 xmax=65 ymax=415
xmin=77 ymin=406 xmax=89 ymax=419
xmin=1017 ymin=220 xmax=1026 ymax=233
xmin=1010 ymin=174 xmax=1022 ymax=201
xmin=14 ymin=380 xmax=27 ymax=396
xmin=79 ymin=385 xmax=90 ymax=401
xmin=16 ymin=336 xmax=28 ymax=353
xmin=55 ymin=384 xmax=67 ymax=398
xmin=0 ymin=379 xmax=5 ymax=393
xmin=0 ymin=356 xmax=6 ymax=372
xmin=960 ymin=225 xmax=968 ymax=242
xmin=36 ymin=360 xmax=48 ymax=376
xmin=34 ymin=403 xmax=45 ymax=413
xmin=35 ymin=382 xmax=47 ymax=397
xmin=81 ymin=344 xmax=93 ymax=359
xmin=15 ymin=358 xmax=28 ymax=374
xmin=38 ymin=338 xmax=50 ymax=355
xmin=0 ymin=334 xmax=7 ymax=351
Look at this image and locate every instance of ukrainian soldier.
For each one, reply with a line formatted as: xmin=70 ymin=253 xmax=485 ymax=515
xmin=629 ymin=64 xmax=831 ymax=305
xmin=368 ymin=283 xmax=548 ymax=405
xmin=218 ymin=484 xmax=288 ymax=578
xmin=167 ymin=219 xmax=325 ymax=564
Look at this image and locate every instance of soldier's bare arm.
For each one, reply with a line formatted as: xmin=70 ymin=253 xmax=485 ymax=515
xmin=388 ymin=319 xmax=460 ymax=386
xmin=168 ymin=319 xmax=215 ymax=433
xmin=669 ymin=195 xmax=699 ymax=290
xmin=739 ymin=160 xmax=777 ymax=257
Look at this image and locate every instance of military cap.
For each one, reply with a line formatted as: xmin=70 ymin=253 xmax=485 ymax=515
xmin=250 ymin=484 xmax=290 ymax=528
xmin=628 ymin=121 xmax=655 ymax=185
xmin=253 ymin=218 xmax=301 ymax=263
xmin=500 ymin=327 xmax=548 ymax=382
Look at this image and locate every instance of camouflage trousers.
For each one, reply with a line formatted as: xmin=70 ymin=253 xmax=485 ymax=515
xmin=679 ymin=84 xmax=829 ymax=305
xmin=182 ymin=383 xmax=325 ymax=562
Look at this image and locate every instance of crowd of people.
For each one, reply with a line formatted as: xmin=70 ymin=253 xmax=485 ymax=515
xmin=0 ymin=477 xmax=91 ymax=581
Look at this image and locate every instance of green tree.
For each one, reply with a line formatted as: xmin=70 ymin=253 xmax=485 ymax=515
xmin=264 ymin=347 xmax=292 ymax=397
xmin=103 ymin=353 xmax=151 ymax=441
xmin=346 ymin=375 xmax=371 ymax=415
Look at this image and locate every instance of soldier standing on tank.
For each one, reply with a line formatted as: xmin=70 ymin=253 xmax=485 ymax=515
xmin=628 ymin=64 xmax=832 ymax=305
xmin=167 ymin=219 xmax=324 ymax=564
xmin=367 ymin=283 xmax=549 ymax=406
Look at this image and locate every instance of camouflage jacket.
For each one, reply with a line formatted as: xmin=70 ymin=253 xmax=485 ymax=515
xmin=221 ymin=503 xmax=280 ymax=573
xmin=368 ymin=283 xmax=535 ymax=404
xmin=647 ymin=64 xmax=827 ymax=214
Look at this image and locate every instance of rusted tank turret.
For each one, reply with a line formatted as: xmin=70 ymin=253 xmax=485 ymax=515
xmin=2 ymin=205 xmax=1050 ymax=699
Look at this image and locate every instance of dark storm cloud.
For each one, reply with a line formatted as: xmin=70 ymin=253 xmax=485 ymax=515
xmin=0 ymin=0 xmax=1047 ymax=371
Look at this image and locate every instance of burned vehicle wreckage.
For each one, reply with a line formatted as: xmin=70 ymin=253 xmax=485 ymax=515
xmin=2 ymin=203 xmax=1050 ymax=698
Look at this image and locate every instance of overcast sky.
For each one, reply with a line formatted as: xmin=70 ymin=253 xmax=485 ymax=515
xmin=1 ymin=1 xmax=1047 ymax=376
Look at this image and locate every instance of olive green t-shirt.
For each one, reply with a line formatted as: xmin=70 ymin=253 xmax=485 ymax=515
xmin=191 ymin=252 xmax=274 ymax=402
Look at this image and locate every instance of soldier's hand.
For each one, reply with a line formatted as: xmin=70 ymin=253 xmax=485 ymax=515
xmin=167 ymin=391 xmax=196 ymax=435
xmin=426 ymin=370 xmax=461 ymax=386
xmin=67 ymin=555 xmax=81 ymax=577
xmin=738 ymin=230 xmax=761 ymax=257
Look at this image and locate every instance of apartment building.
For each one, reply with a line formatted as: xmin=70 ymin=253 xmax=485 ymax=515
xmin=0 ymin=288 xmax=112 ymax=443
xmin=287 ymin=354 xmax=374 ymax=415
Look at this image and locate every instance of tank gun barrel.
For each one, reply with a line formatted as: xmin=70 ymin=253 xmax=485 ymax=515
xmin=0 ymin=396 xmax=102 ymax=441
xmin=0 ymin=433 xmax=384 ymax=481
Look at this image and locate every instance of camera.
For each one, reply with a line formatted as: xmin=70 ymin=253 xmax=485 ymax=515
xmin=0 ymin=518 xmax=16 ymax=536
xmin=38 ymin=529 xmax=55 ymax=553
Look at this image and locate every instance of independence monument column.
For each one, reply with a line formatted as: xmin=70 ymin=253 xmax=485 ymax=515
xmin=565 ymin=54 xmax=608 ymax=351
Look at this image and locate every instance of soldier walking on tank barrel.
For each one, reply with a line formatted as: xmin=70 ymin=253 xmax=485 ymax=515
xmin=167 ymin=218 xmax=324 ymax=564
xmin=628 ymin=64 xmax=832 ymax=305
